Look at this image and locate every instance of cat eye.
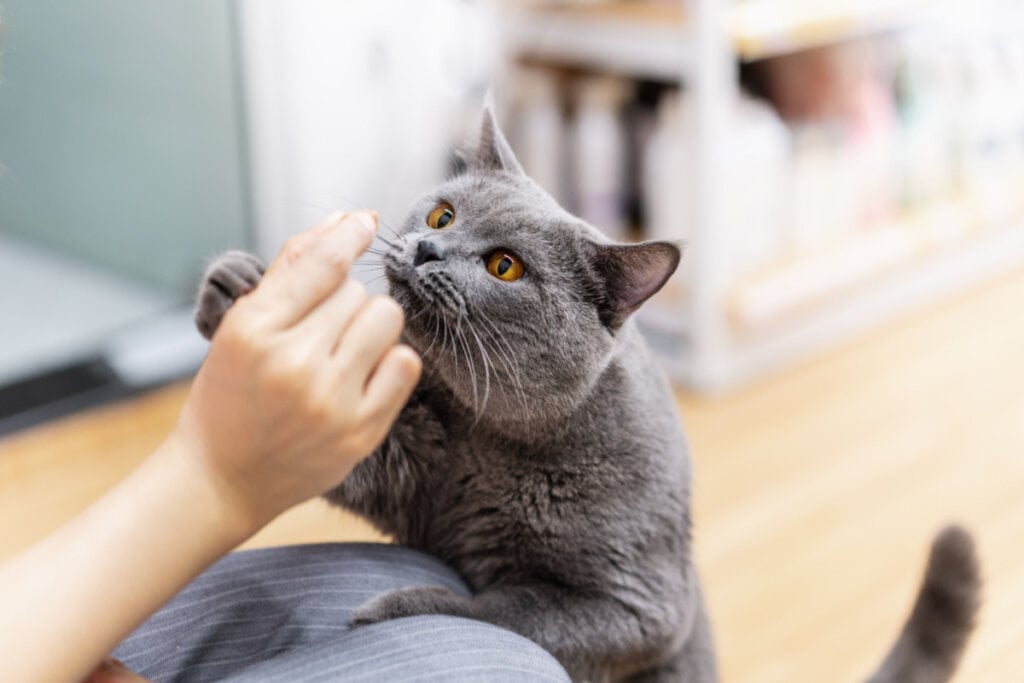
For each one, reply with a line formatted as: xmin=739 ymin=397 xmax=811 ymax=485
xmin=485 ymin=251 xmax=525 ymax=282
xmin=427 ymin=203 xmax=455 ymax=230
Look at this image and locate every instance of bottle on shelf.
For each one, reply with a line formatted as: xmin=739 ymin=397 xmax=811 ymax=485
xmin=570 ymin=75 xmax=631 ymax=241
xmin=641 ymin=90 xmax=689 ymax=246
xmin=509 ymin=67 xmax=568 ymax=206
xmin=959 ymin=44 xmax=1023 ymax=225
xmin=722 ymin=95 xmax=793 ymax=276
xmin=640 ymin=89 xmax=792 ymax=328
xmin=894 ymin=30 xmax=959 ymax=211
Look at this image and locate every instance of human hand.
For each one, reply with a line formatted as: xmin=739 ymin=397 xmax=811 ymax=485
xmin=0 ymin=211 xmax=420 ymax=683
xmin=170 ymin=210 xmax=421 ymax=536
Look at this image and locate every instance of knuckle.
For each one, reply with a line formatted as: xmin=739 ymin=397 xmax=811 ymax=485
xmin=280 ymin=236 xmax=309 ymax=264
xmin=222 ymin=306 xmax=268 ymax=352
xmin=264 ymin=351 xmax=308 ymax=391
xmin=307 ymin=397 xmax=336 ymax=427
xmin=307 ymin=377 xmax=339 ymax=416
xmin=282 ymin=245 xmax=304 ymax=264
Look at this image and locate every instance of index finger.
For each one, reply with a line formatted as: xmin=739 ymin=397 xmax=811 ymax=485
xmin=250 ymin=210 xmax=377 ymax=329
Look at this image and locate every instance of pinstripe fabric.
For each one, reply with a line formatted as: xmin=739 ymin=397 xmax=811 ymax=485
xmin=114 ymin=543 xmax=568 ymax=682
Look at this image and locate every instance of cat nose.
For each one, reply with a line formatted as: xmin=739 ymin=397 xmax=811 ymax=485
xmin=414 ymin=239 xmax=445 ymax=267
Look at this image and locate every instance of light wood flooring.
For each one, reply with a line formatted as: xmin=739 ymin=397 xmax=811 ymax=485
xmin=3 ymin=269 xmax=1024 ymax=682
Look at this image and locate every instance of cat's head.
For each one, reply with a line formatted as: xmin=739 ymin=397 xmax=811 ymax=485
xmin=383 ymin=102 xmax=680 ymax=427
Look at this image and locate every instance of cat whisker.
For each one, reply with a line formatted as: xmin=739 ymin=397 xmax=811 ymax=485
xmin=375 ymin=234 xmax=400 ymax=250
xmin=267 ymin=195 xmax=400 ymax=239
xmin=472 ymin=311 xmax=530 ymax=421
xmin=256 ymin=195 xmax=403 ymax=245
xmin=440 ymin=317 xmax=454 ymax=375
xmin=463 ymin=329 xmax=482 ymax=420
xmin=453 ymin=315 xmax=480 ymax=418
xmin=466 ymin=331 xmax=489 ymax=426
xmin=405 ymin=300 xmax=435 ymax=324
xmin=468 ymin=326 xmax=493 ymax=428
xmin=472 ymin=311 xmax=521 ymax=382
xmin=315 ymin=190 xmax=404 ymax=240
xmin=421 ymin=311 xmax=442 ymax=358
xmin=447 ymin=320 xmax=467 ymax=403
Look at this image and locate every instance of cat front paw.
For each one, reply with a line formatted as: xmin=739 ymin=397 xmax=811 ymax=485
xmin=351 ymin=586 xmax=467 ymax=626
xmin=195 ymin=250 xmax=266 ymax=340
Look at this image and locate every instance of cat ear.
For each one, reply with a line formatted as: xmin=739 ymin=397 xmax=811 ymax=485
xmin=474 ymin=93 xmax=525 ymax=176
xmin=590 ymin=240 xmax=682 ymax=329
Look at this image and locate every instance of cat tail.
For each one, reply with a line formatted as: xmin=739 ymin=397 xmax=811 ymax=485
xmin=865 ymin=525 xmax=981 ymax=683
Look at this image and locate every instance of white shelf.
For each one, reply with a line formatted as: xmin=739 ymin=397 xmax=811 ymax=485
xmin=732 ymin=0 xmax=935 ymax=61
xmin=504 ymin=1 xmax=690 ymax=81
xmin=726 ymin=198 xmax=988 ymax=331
xmin=503 ymin=0 xmax=935 ymax=82
xmin=688 ymin=216 xmax=1024 ymax=391
xmin=500 ymin=1 xmax=1022 ymax=393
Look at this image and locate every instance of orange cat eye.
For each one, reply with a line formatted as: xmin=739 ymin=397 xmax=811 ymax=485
xmin=486 ymin=251 xmax=525 ymax=282
xmin=427 ymin=203 xmax=455 ymax=230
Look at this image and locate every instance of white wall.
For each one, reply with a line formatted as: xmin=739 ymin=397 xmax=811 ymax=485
xmin=237 ymin=0 xmax=496 ymax=259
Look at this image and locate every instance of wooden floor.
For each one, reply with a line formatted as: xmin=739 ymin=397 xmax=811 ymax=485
xmin=3 ymin=270 xmax=1024 ymax=682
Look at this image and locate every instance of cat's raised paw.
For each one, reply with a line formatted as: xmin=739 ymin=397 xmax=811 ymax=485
xmin=195 ymin=250 xmax=266 ymax=340
xmin=351 ymin=586 xmax=466 ymax=626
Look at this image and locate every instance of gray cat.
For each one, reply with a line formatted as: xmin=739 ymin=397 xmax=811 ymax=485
xmin=195 ymin=105 xmax=980 ymax=682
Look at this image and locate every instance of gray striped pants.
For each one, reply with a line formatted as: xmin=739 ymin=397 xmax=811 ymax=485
xmin=114 ymin=543 xmax=569 ymax=682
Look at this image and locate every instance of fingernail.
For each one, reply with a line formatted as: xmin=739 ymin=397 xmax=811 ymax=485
xmin=353 ymin=210 xmax=377 ymax=236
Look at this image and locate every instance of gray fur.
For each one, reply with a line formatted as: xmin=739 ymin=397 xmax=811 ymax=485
xmin=194 ymin=105 xmax=979 ymax=683
xmin=195 ymin=250 xmax=264 ymax=341
xmin=866 ymin=526 xmax=981 ymax=683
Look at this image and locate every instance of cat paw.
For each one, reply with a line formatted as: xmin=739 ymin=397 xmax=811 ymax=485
xmin=195 ymin=250 xmax=266 ymax=340
xmin=351 ymin=586 xmax=466 ymax=626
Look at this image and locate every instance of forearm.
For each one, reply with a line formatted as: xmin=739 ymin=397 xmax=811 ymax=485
xmin=0 ymin=432 xmax=255 ymax=683
xmin=0 ymin=210 xmax=417 ymax=682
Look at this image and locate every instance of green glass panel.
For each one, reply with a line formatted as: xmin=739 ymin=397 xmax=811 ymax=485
xmin=0 ymin=0 xmax=250 ymax=296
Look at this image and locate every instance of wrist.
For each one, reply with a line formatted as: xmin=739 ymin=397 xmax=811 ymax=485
xmin=155 ymin=428 xmax=266 ymax=546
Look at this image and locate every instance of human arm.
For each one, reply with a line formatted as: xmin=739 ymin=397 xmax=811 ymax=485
xmin=0 ymin=210 xmax=422 ymax=683
xmin=194 ymin=245 xmax=450 ymax=542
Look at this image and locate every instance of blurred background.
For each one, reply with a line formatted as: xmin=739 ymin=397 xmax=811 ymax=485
xmin=2 ymin=1 xmax=1023 ymax=681
xmin=3 ymin=0 xmax=1024 ymax=428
